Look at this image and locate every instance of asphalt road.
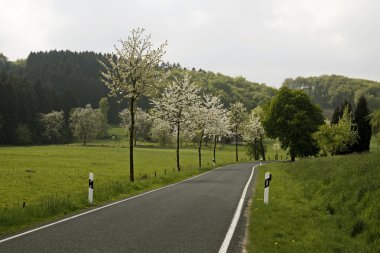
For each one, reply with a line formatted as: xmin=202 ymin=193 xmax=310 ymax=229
xmin=0 ymin=163 xmax=258 ymax=253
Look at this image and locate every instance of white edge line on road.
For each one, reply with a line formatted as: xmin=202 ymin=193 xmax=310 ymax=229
xmin=218 ymin=165 xmax=256 ymax=253
xmin=0 ymin=166 xmax=225 ymax=244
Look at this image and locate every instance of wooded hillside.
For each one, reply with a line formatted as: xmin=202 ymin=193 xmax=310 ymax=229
xmin=0 ymin=50 xmax=275 ymax=145
xmin=283 ymin=75 xmax=380 ymax=111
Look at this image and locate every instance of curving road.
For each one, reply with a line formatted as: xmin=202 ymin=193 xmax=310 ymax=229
xmin=0 ymin=163 xmax=258 ymax=253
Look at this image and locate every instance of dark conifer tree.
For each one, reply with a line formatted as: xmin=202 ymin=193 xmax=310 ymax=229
xmin=34 ymin=80 xmax=50 ymax=113
xmin=353 ymin=96 xmax=372 ymax=152
xmin=340 ymin=100 xmax=353 ymax=116
xmin=0 ymin=74 xmax=19 ymax=144
xmin=13 ymin=79 xmax=38 ymax=142
xmin=331 ymin=107 xmax=340 ymax=124
xmin=331 ymin=100 xmax=352 ymax=124
xmin=62 ymin=88 xmax=78 ymax=143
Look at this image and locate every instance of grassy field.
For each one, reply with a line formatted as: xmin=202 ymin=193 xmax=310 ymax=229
xmin=247 ymin=148 xmax=380 ymax=252
xmin=0 ymin=145 xmax=232 ymax=235
xmin=0 ymin=141 xmax=278 ymax=235
xmin=0 ymin=126 xmax=287 ymax=236
xmin=0 ymin=144 xmax=250 ymax=206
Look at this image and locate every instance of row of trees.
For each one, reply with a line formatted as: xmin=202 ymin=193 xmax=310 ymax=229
xmin=99 ymin=28 xmax=270 ymax=181
xmin=37 ymin=103 xmax=109 ymax=146
xmin=100 ymin=28 xmax=376 ymax=182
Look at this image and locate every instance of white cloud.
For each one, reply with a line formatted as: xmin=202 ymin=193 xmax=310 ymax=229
xmin=0 ymin=0 xmax=67 ymax=59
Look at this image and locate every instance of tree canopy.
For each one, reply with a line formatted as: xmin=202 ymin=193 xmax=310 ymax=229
xmin=263 ymin=87 xmax=324 ymax=161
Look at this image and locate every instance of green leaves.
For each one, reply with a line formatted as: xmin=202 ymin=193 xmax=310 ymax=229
xmin=313 ymin=107 xmax=358 ymax=155
xmin=263 ymin=87 xmax=324 ymax=160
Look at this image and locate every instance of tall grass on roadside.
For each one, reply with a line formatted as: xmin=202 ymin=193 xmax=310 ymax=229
xmin=248 ymin=151 xmax=380 ymax=253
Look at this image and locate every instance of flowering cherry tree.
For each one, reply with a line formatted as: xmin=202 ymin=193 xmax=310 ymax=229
xmin=243 ymin=111 xmax=266 ymax=160
xmin=70 ymin=105 xmax=102 ymax=145
xmin=150 ymin=118 xmax=172 ymax=146
xmin=205 ymin=95 xmax=230 ymax=166
xmin=228 ymin=102 xmax=248 ymax=162
xmin=39 ymin=110 xmax=64 ymax=143
xmin=100 ymin=28 xmax=167 ymax=181
xmin=188 ymin=94 xmax=229 ymax=167
xmin=151 ymin=73 xmax=200 ymax=171
xmin=119 ymin=107 xmax=152 ymax=145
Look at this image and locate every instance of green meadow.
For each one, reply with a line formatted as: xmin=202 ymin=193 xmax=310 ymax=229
xmin=0 ymin=143 xmax=247 ymax=206
xmin=248 ymin=142 xmax=380 ymax=253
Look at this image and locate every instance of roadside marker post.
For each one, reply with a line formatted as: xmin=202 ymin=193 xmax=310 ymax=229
xmin=264 ymin=172 xmax=272 ymax=204
xmin=89 ymin=172 xmax=94 ymax=204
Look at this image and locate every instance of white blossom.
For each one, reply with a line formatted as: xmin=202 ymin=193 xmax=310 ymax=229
xmin=243 ymin=111 xmax=265 ymax=143
xmin=119 ymin=107 xmax=152 ymax=141
xmin=150 ymin=118 xmax=172 ymax=145
xmin=70 ymin=104 xmax=102 ymax=145
xmin=40 ymin=110 xmax=64 ymax=143
xmin=151 ymin=73 xmax=200 ymax=170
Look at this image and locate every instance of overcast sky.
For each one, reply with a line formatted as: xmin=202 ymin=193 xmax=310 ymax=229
xmin=1 ymin=0 xmax=379 ymax=87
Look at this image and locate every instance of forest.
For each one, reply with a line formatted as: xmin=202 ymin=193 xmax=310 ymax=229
xmin=283 ymin=75 xmax=380 ymax=111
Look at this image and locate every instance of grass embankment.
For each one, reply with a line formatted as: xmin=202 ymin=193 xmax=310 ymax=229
xmin=0 ymin=143 xmax=254 ymax=236
xmin=248 ymin=152 xmax=380 ymax=252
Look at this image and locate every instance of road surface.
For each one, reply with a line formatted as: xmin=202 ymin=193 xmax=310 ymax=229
xmin=0 ymin=163 xmax=258 ymax=253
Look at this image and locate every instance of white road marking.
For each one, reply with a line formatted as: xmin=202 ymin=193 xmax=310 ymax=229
xmin=0 ymin=166 xmax=223 ymax=244
xmin=218 ymin=165 xmax=256 ymax=253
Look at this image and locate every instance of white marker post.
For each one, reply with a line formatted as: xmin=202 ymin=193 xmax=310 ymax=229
xmin=264 ymin=172 xmax=271 ymax=204
xmin=89 ymin=172 xmax=94 ymax=204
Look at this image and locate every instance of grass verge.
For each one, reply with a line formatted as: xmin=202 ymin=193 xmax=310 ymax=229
xmin=0 ymin=167 xmax=210 ymax=237
xmin=247 ymin=152 xmax=380 ymax=253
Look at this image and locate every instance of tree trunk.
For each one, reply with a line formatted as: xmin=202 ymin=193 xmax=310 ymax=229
xmin=198 ymin=130 xmax=204 ymax=168
xmin=254 ymin=139 xmax=258 ymax=160
xmin=129 ymin=97 xmax=135 ymax=182
xmin=235 ymin=127 xmax=238 ymax=162
xmin=260 ymin=138 xmax=266 ymax=161
xmin=81 ymin=124 xmax=86 ymax=146
xmin=290 ymin=148 xmax=295 ymax=161
xmin=213 ymin=136 xmax=217 ymax=165
xmin=176 ymin=122 xmax=181 ymax=171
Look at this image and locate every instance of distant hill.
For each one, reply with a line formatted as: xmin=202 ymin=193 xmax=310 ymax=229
xmin=167 ymin=67 xmax=276 ymax=111
xmin=283 ymin=75 xmax=380 ymax=112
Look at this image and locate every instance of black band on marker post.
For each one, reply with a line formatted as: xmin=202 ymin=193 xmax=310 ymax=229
xmin=265 ymin=179 xmax=270 ymax=188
